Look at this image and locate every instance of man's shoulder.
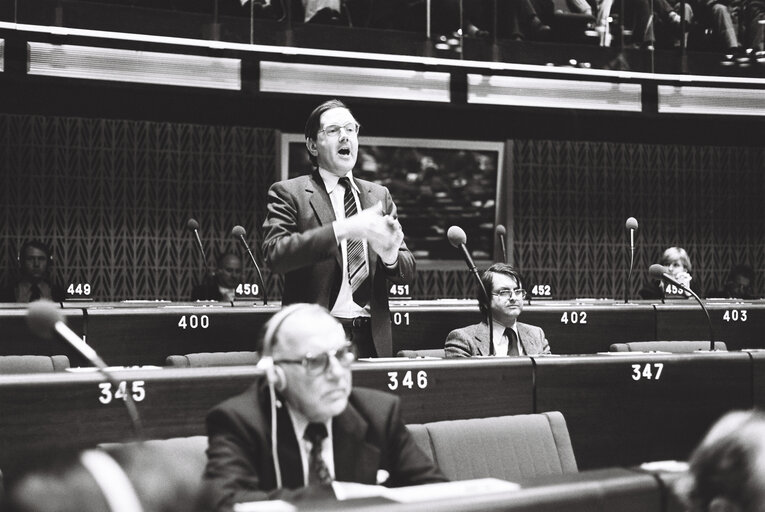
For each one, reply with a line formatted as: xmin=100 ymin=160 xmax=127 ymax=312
xmin=348 ymin=387 xmax=398 ymax=416
xmin=517 ymin=321 xmax=544 ymax=336
xmin=271 ymin=173 xmax=316 ymax=190
xmin=448 ymin=322 xmax=485 ymax=338
xmin=208 ymin=382 xmax=263 ymax=421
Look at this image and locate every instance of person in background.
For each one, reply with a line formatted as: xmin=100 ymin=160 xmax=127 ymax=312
xmin=445 ymin=263 xmax=550 ymax=357
xmin=191 ymin=253 xmax=243 ymax=302
xmin=674 ymin=409 xmax=765 ymax=512
xmin=639 ymin=246 xmax=700 ymax=299
xmin=1 ymin=240 xmax=64 ymax=303
xmin=204 ymin=304 xmax=446 ymax=510
xmin=708 ymin=264 xmax=759 ymax=299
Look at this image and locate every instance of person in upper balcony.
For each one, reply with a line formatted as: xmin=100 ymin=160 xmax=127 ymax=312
xmin=639 ymin=246 xmax=702 ymax=300
xmin=1 ymin=240 xmax=64 ymax=303
xmin=445 ymin=263 xmax=550 ymax=357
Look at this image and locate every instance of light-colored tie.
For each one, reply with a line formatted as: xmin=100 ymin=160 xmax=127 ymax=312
xmin=339 ymin=177 xmax=369 ymax=304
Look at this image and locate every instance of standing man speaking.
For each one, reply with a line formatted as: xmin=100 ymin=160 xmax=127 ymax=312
xmin=263 ymin=99 xmax=414 ymax=357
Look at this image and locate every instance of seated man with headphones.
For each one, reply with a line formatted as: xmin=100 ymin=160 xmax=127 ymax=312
xmin=2 ymin=240 xmax=65 ymax=303
xmin=204 ymin=303 xmax=446 ymax=510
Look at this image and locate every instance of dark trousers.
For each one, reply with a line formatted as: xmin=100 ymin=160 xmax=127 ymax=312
xmin=338 ymin=317 xmax=377 ymax=359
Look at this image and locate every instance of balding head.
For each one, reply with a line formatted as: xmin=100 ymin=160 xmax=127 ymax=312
xmin=262 ymin=304 xmax=353 ymax=422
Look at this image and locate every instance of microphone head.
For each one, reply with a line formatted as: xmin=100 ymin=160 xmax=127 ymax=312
xmin=186 ymin=218 xmax=199 ymax=231
xmin=625 ymin=217 xmax=639 ymax=230
xmin=495 ymin=224 xmax=506 ymax=236
xmin=649 ymin=264 xmax=670 ymax=279
xmin=231 ymin=225 xmax=247 ymax=238
xmin=27 ymin=300 xmax=63 ymax=340
xmin=447 ymin=226 xmax=467 ymax=248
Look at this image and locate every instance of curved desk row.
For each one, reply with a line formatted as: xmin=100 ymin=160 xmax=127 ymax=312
xmin=1 ymin=299 xmax=764 ymax=364
xmin=0 ymin=351 xmax=762 ymax=478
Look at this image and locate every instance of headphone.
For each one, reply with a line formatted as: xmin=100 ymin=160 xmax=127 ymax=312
xmin=260 ymin=303 xmax=325 ymax=391
xmin=17 ymin=240 xmax=54 ymax=268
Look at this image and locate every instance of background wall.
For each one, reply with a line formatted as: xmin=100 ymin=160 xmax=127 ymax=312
xmin=1 ymin=113 xmax=762 ymax=300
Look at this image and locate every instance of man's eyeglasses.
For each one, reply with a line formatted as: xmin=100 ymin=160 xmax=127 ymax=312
xmin=275 ymin=342 xmax=355 ymax=376
xmin=319 ymin=123 xmax=360 ymax=138
xmin=492 ymin=289 xmax=526 ymax=299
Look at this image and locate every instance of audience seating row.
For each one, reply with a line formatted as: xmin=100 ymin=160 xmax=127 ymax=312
xmin=2 ymin=300 xmax=764 ymax=364
xmin=0 ymin=351 xmax=761 ymax=479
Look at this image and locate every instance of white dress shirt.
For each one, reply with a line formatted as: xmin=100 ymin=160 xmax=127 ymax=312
xmin=490 ymin=320 xmax=524 ymax=356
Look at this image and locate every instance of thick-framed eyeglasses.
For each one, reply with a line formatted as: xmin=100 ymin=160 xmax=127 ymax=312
xmin=275 ymin=342 xmax=355 ymax=376
xmin=492 ymin=289 xmax=526 ymax=299
xmin=318 ymin=123 xmax=360 ymax=138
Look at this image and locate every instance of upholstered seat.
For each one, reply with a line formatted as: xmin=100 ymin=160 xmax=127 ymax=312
xmin=408 ymin=412 xmax=577 ymax=481
xmin=396 ymin=349 xmax=446 ymax=358
xmin=165 ymin=351 xmax=259 ymax=368
xmin=0 ymin=355 xmax=70 ymax=373
xmin=610 ymin=341 xmax=727 ymax=352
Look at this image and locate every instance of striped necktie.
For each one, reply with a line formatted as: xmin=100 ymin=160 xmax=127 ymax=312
xmin=339 ymin=177 xmax=369 ymax=304
xmin=304 ymin=422 xmax=333 ymax=485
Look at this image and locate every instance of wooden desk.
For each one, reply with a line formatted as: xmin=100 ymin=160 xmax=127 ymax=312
xmin=533 ymin=352 xmax=752 ymax=470
xmin=655 ymin=301 xmax=765 ymax=350
xmin=0 ymin=308 xmax=87 ymax=365
xmin=83 ymin=303 xmax=279 ymax=366
xmin=353 ymin=358 xmax=534 ymax=423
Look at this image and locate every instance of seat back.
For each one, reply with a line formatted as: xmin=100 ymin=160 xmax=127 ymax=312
xmin=396 ymin=349 xmax=445 ymax=358
xmin=0 ymin=355 xmax=70 ymax=373
xmin=609 ymin=341 xmax=727 ymax=352
xmin=100 ymin=436 xmax=209 ymax=480
xmin=165 ymin=351 xmax=259 ymax=368
xmin=408 ymin=412 xmax=577 ymax=481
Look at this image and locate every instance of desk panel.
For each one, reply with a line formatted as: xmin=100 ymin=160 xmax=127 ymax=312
xmin=0 ymin=308 xmax=87 ymax=365
xmin=390 ymin=301 xmax=482 ymax=354
xmin=655 ymin=302 xmax=765 ymax=350
xmin=534 ymin=353 xmax=752 ymax=470
xmin=84 ymin=305 xmax=279 ymax=366
xmin=0 ymin=367 xmax=259 ymax=476
xmin=748 ymin=350 xmax=765 ymax=408
xmin=520 ymin=303 xmax=656 ymax=354
xmin=353 ymin=358 xmax=534 ymax=423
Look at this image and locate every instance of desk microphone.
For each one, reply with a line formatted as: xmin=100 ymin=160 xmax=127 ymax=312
xmin=231 ymin=225 xmax=268 ymax=305
xmin=649 ymin=264 xmax=716 ymax=351
xmin=495 ymin=224 xmax=507 ymax=263
xmin=624 ymin=217 xmax=638 ymax=303
xmin=27 ymin=300 xmax=145 ymax=438
xmin=448 ymin=226 xmax=494 ymax=355
xmin=186 ymin=218 xmax=208 ymax=269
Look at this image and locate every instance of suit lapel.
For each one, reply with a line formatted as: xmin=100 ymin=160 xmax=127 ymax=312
xmin=473 ymin=322 xmax=492 ymax=356
xmin=332 ymin=402 xmax=379 ymax=484
xmin=307 ymin=171 xmax=342 ymax=268
xmin=516 ymin=323 xmax=532 ymax=354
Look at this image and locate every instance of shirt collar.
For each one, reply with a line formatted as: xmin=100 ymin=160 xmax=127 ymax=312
xmin=319 ymin=167 xmax=357 ymax=195
xmin=286 ymin=403 xmax=333 ymax=442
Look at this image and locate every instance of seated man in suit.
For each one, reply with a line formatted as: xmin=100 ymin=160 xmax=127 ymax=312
xmin=204 ymin=303 xmax=446 ymax=511
xmin=191 ymin=253 xmax=243 ymax=302
xmin=445 ymin=263 xmax=550 ymax=357
xmin=2 ymin=240 xmax=64 ymax=303
xmin=675 ymin=409 xmax=765 ymax=512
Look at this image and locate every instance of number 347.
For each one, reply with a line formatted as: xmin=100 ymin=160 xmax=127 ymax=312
xmin=631 ymin=363 xmax=664 ymax=381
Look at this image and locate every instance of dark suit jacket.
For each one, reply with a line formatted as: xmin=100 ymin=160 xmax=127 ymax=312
xmin=445 ymin=321 xmax=551 ymax=357
xmin=204 ymin=382 xmax=446 ymax=511
xmin=262 ymin=170 xmax=415 ymax=357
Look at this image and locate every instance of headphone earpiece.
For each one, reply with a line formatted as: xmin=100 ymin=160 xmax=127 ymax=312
xmin=271 ymin=366 xmax=286 ymax=392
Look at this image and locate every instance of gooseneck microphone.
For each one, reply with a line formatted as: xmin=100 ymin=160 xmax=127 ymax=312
xmin=231 ymin=225 xmax=269 ymax=305
xmin=186 ymin=218 xmax=208 ymax=269
xmin=495 ymin=224 xmax=507 ymax=263
xmin=624 ymin=217 xmax=638 ymax=303
xmin=448 ymin=226 xmax=495 ymax=355
xmin=649 ymin=264 xmax=716 ymax=351
xmin=27 ymin=300 xmax=145 ymax=438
